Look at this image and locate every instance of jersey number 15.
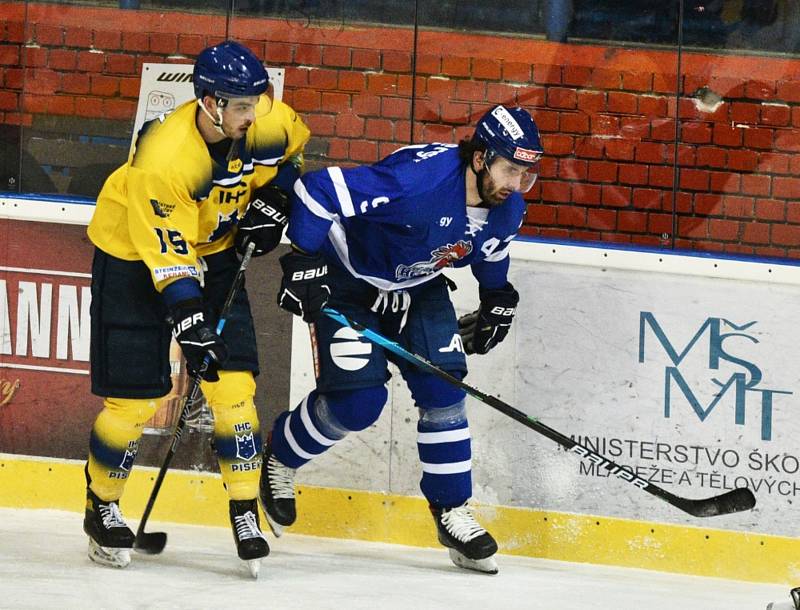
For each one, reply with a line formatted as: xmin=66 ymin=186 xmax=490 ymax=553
xmin=154 ymin=228 xmax=188 ymax=255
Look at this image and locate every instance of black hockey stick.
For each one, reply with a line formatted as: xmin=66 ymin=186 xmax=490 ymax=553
xmin=322 ymin=307 xmax=756 ymax=518
xmin=134 ymin=242 xmax=256 ymax=554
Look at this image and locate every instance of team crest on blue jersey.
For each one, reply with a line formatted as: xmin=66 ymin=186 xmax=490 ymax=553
xmin=235 ymin=432 xmax=257 ymax=461
xmin=395 ymin=240 xmax=473 ymax=280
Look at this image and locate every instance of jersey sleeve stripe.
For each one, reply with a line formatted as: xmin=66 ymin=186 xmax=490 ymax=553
xmin=252 ymin=155 xmax=283 ymax=166
xmin=484 ymin=243 xmax=511 ymax=262
xmin=294 ymin=178 xmax=336 ymax=221
xmin=327 ymin=166 xmax=356 ymax=217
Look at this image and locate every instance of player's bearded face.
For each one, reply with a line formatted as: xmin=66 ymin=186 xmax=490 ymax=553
xmin=478 ymin=166 xmax=511 ymax=206
xmin=478 ymin=153 xmax=539 ymax=206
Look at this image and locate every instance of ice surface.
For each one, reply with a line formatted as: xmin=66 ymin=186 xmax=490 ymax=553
xmin=0 ymin=508 xmax=788 ymax=610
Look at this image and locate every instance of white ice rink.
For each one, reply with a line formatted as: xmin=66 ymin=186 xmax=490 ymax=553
xmin=0 ymin=508 xmax=789 ymax=610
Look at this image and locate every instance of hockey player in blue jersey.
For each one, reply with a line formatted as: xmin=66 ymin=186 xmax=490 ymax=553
xmin=260 ymin=104 xmax=542 ymax=573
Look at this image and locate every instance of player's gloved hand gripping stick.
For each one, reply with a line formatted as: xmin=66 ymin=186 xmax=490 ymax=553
xmin=234 ymin=184 xmax=290 ymax=257
xmin=276 ymin=248 xmax=330 ymax=322
xmin=134 ymin=242 xmax=256 ymax=554
xmin=169 ymin=301 xmax=228 ymax=381
xmin=322 ymin=306 xmax=756 ymax=518
xmin=458 ymin=282 xmax=519 ymax=355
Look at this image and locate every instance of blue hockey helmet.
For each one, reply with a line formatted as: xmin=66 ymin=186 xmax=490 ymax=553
xmin=192 ymin=41 xmax=269 ymax=100
xmin=473 ymin=105 xmax=543 ymax=167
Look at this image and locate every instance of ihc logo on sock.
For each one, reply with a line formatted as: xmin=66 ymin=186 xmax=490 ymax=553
xmin=235 ymin=432 xmax=257 ymax=461
xmin=330 ymin=326 xmax=372 ymax=371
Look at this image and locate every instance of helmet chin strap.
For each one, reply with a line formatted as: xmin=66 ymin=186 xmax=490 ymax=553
xmin=197 ymin=97 xmax=227 ymax=137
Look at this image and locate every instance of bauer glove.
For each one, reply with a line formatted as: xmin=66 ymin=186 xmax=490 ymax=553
xmin=458 ymin=282 xmax=519 ymax=355
xmin=276 ymin=249 xmax=330 ymax=322
xmin=234 ymin=184 xmax=289 ymax=257
xmin=169 ymin=299 xmax=228 ymax=381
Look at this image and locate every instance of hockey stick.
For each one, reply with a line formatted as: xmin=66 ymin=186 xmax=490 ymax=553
xmin=322 ymin=307 xmax=756 ymax=518
xmin=134 ymin=242 xmax=256 ymax=554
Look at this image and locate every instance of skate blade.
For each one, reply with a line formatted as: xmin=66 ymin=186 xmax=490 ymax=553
xmin=765 ymin=602 xmax=796 ymax=610
xmin=447 ymin=548 xmax=498 ymax=574
xmin=246 ymin=558 xmax=261 ymax=579
xmin=264 ymin=513 xmax=285 ymax=538
xmin=88 ymin=538 xmax=131 ymax=568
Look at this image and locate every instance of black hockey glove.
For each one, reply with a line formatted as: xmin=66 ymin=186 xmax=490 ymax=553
xmin=458 ymin=283 xmax=519 ymax=355
xmin=276 ymin=249 xmax=330 ymax=322
xmin=169 ymin=299 xmax=229 ymax=381
xmin=234 ymin=184 xmax=290 ymax=257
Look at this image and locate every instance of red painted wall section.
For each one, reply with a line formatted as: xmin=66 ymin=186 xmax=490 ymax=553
xmin=2 ymin=2 xmax=800 ymax=257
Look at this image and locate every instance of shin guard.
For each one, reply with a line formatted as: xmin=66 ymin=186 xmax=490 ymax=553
xmin=202 ymin=371 xmax=262 ymax=500
xmin=417 ymin=399 xmax=472 ymax=508
xmin=88 ymin=396 xmax=159 ymax=501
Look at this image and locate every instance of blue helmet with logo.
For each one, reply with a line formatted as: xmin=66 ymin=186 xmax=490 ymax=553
xmin=192 ymin=41 xmax=269 ymax=100
xmin=473 ymin=105 xmax=543 ymax=166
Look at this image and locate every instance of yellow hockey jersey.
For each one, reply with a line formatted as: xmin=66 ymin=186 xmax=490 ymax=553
xmin=87 ymin=96 xmax=310 ymax=292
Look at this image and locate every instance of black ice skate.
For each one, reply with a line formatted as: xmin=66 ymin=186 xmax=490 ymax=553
xmin=258 ymin=442 xmax=297 ymax=537
xmin=83 ymin=486 xmax=135 ymax=569
xmin=229 ymin=499 xmax=269 ymax=579
xmin=765 ymin=587 xmax=800 ymax=610
xmin=431 ymin=503 xmax=499 ymax=574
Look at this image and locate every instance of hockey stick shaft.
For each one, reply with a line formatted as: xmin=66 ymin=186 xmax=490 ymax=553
xmin=134 ymin=243 xmax=256 ymax=553
xmin=322 ymin=306 xmax=756 ymax=518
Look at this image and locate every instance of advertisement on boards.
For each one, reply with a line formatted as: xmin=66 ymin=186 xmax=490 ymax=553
xmin=0 ymin=221 xmax=99 ymax=458
xmin=507 ymin=259 xmax=800 ymax=535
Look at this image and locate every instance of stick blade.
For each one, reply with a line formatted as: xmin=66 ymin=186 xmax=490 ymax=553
xmin=133 ymin=531 xmax=167 ymax=554
xmin=680 ymin=487 xmax=756 ymax=517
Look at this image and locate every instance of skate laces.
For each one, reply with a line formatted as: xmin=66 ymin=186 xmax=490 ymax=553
xmin=99 ymin=502 xmax=129 ymax=530
xmin=440 ymin=505 xmax=486 ymax=542
xmin=267 ymin=455 xmax=297 ymax=500
xmin=234 ymin=511 xmax=266 ymax=541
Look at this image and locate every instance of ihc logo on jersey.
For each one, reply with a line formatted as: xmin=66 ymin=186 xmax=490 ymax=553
xmin=395 ymin=240 xmax=473 ymax=280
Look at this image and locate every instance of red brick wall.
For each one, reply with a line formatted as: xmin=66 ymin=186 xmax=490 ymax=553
xmin=3 ymin=2 xmax=800 ymax=258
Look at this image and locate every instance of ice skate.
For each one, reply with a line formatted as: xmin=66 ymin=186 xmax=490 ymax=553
xmin=230 ymin=499 xmax=269 ymax=578
xmin=83 ymin=487 xmax=135 ymax=569
xmin=766 ymin=587 xmax=800 ymax=610
xmin=431 ymin=503 xmax=498 ymax=574
xmin=258 ymin=442 xmax=297 ymax=537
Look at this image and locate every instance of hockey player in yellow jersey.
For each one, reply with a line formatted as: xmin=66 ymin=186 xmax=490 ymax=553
xmin=83 ymin=40 xmax=310 ymax=573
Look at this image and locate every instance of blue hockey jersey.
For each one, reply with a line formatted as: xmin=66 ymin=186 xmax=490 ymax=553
xmin=287 ymin=143 xmax=525 ymax=291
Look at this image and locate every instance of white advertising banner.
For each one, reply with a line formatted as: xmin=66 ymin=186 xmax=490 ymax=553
xmin=289 ymin=242 xmax=800 ymax=537
xmin=507 ymin=257 xmax=800 ymax=536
